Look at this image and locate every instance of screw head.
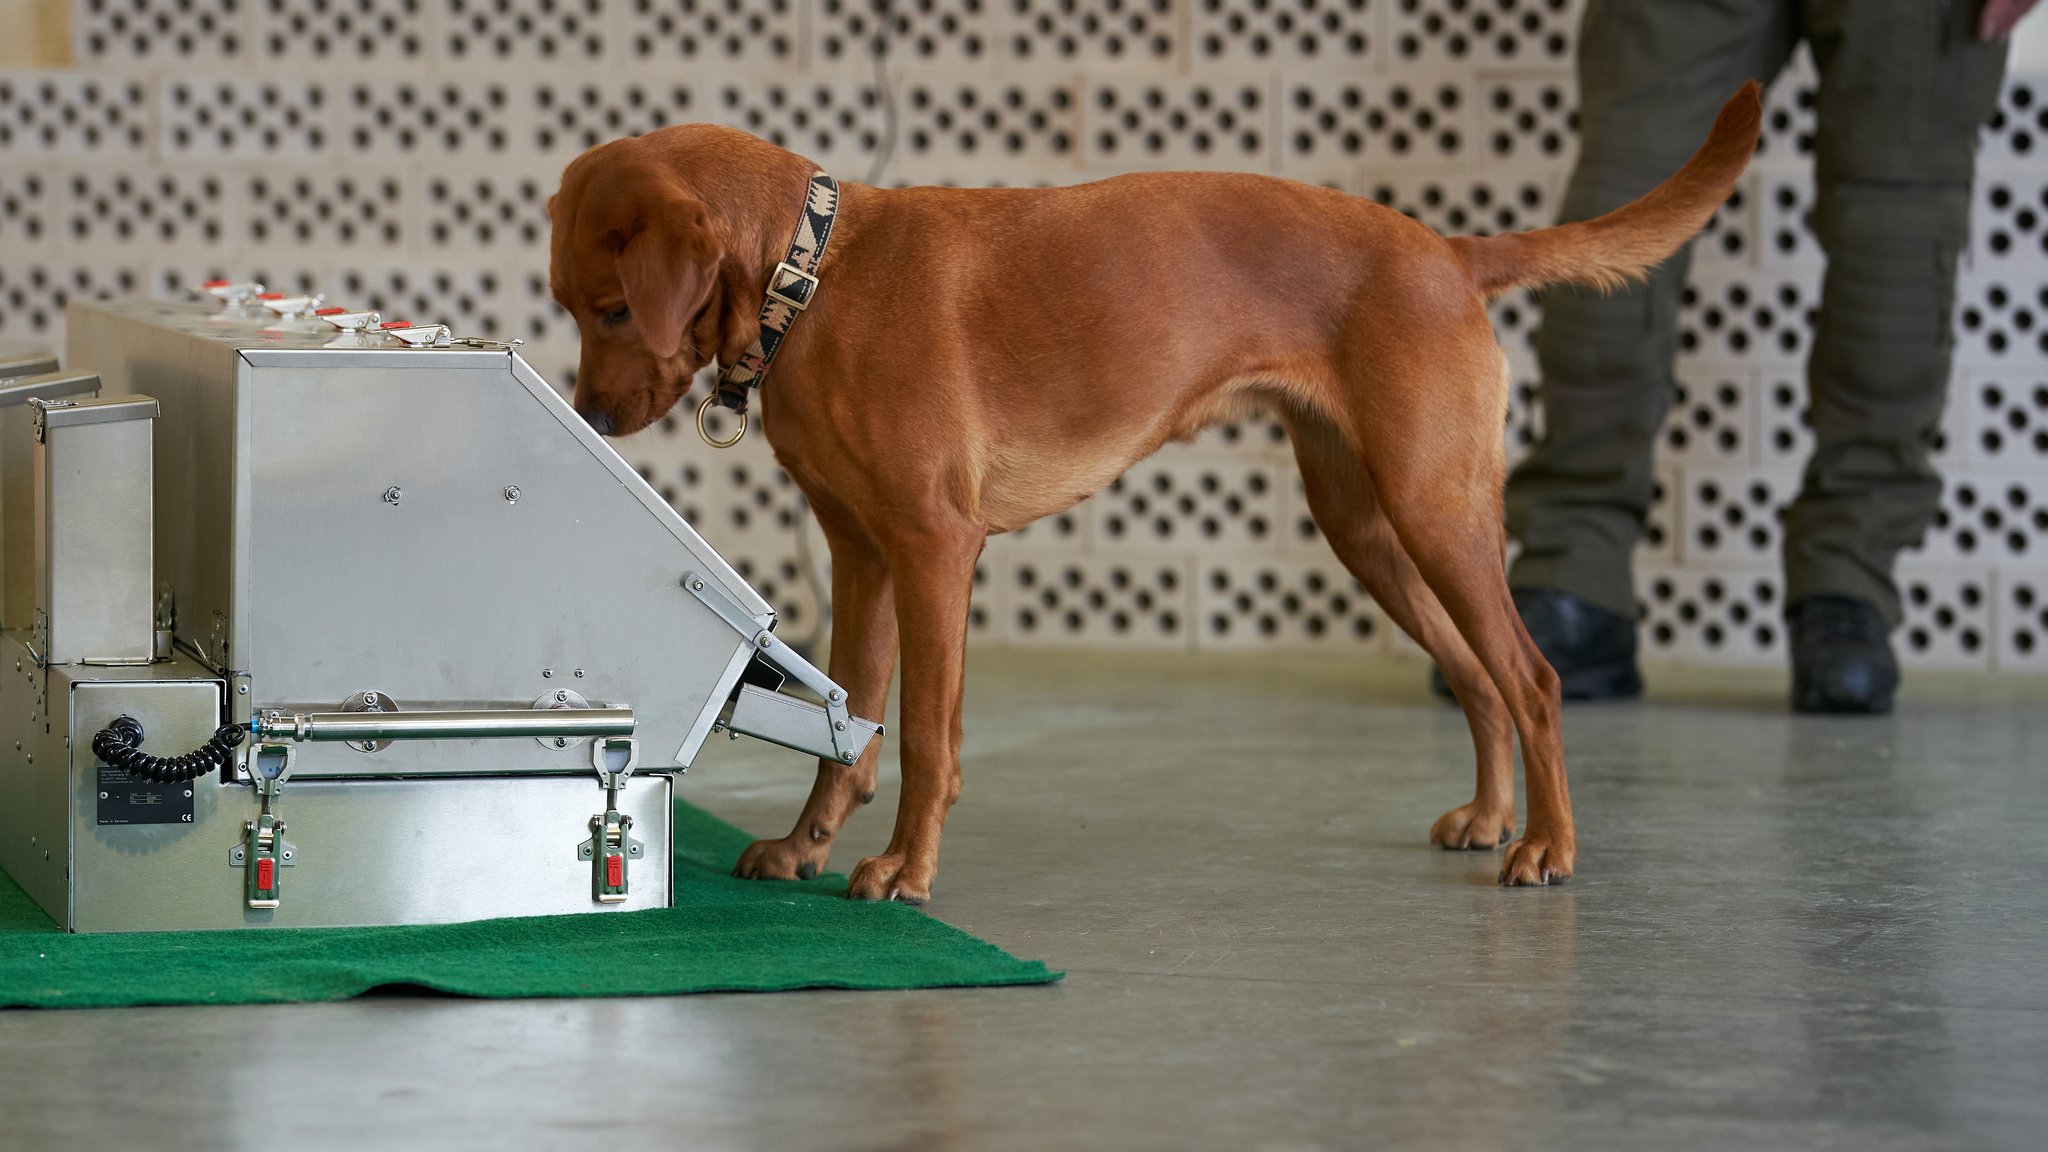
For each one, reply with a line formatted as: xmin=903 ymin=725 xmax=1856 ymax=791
xmin=834 ymin=720 xmax=846 ymax=731
xmin=183 ymin=789 xmax=192 ymax=798
xmin=238 ymin=684 xmax=249 ymax=694
xmin=555 ymin=690 xmax=568 ymax=703
xmin=829 ymin=689 xmax=842 ymax=702
xmin=841 ymin=750 xmax=857 ymax=763
xmin=574 ymin=668 xmax=585 ymax=678
xmin=542 ymin=668 xmax=553 ymax=678
xmin=98 ymin=791 xmax=108 ymax=799
xmin=382 ymin=486 xmax=402 ymax=505
xmin=554 ymin=737 xmax=568 ymax=748
xmin=690 ymin=579 xmax=705 ymax=592
xmin=503 ymin=485 xmax=521 ymax=504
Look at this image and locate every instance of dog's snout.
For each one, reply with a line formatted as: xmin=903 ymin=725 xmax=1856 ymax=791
xmin=578 ymin=406 xmax=615 ymax=436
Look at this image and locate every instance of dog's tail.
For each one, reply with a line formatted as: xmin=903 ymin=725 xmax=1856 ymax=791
xmin=1450 ymin=81 xmax=1762 ymax=299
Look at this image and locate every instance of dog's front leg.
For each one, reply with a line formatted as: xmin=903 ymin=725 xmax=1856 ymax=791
xmin=734 ymin=525 xmax=897 ymax=882
xmin=845 ymin=523 xmax=982 ymax=904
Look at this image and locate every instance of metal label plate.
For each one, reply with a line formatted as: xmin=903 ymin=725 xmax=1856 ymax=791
xmin=96 ymin=763 xmax=195 ymax=825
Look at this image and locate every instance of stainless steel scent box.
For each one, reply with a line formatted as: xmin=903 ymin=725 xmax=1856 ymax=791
xmin=0 ymin=299 xmax=877 ymax=932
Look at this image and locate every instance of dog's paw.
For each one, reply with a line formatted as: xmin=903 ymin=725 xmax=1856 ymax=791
xmin=733 ymin=835 xmax=830 ymax=882
xmin=845 ymin=852 xmax=933 ymax=905
xmin=1429 ymin=802 xmax=1516 ymax=851
xmin=1497 ymin=833 xmax=1575 ymax=886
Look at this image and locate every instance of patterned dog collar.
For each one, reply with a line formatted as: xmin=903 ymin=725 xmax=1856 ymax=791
xmin=707 ymin=170 xmax=840 ymax=434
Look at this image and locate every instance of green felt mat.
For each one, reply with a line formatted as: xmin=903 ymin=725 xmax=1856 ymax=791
xmin=0 ymin=803 xmax=1058 ymax=1009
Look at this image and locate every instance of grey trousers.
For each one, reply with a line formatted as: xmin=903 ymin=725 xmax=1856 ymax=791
xmin=1505 ymin=0 xmax=2010 ymax=625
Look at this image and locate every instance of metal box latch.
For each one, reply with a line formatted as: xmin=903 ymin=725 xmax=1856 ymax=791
xmin=229 ymin=742 xmax=297 ymax=910
xmin=578 ymin=736 xmax=642 ymax=904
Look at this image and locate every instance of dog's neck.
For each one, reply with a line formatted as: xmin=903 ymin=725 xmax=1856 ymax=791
xmin=707 ymin=150 xmax=859 ymax=372
xmin=724 ymin=153 xmax=836 ymax=298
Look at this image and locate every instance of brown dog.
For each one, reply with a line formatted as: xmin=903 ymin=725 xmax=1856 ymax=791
xmin=548 ymin=82 xmax=1762 ymax=899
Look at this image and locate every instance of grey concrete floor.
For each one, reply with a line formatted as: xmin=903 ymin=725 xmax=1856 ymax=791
xmin=3 ymin=648 xmax=2046 ymax=1152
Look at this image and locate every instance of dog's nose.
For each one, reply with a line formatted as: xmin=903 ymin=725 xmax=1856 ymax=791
xmin=578 ymin=406 xmax=615 ymax=436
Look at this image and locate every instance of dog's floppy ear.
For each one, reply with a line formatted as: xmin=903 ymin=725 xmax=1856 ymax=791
xmin=617 ymin=197 xmax=720 ymax=361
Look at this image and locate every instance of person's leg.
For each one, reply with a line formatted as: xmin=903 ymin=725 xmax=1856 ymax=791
xmin=1787 ymin=0 xmax=2009 ymax=624
xmin=1508 ymin=0 xmax=1799 ymax=620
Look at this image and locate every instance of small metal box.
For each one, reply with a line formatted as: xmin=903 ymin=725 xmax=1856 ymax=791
xmin=33 ymin=395 xmax=158 ymax=666
xmin=0 ymin=370 xmax=100 ymax=631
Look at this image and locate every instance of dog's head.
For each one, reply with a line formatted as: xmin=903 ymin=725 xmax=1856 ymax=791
xmin=547 ymin=127 xmax=770 ymax=437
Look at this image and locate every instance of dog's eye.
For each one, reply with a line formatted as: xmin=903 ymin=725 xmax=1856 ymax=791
xmin=600 ymin=306 xmax=630 ymax=328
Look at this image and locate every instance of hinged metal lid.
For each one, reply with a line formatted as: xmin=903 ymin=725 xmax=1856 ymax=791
xmin=0 ymin=370 xmax=99 ymax=408
xmin=31 ymin=394 xmax=160 ymax=430
xmin=0 ymin=355 xmax=60 ymax=383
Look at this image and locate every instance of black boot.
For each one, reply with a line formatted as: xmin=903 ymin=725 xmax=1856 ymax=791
xmin=1788 ymin=595 xmax=1898 ymax=715
xmin=1429 ymin=587 xmax=1643 ymax=701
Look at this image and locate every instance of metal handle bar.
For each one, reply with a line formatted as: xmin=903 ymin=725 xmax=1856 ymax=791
xmin=253 ymin=707 xmax=635 ymax=743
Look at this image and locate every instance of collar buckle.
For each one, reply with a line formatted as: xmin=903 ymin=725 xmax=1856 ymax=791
xmin=766 ymin=261 xmax=820 ymax=312
xmin=710 ymin=169 xmax=839 ymax=435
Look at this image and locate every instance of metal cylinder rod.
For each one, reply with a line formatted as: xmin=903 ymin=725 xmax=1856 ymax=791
xmin=255 ymin=707 xmax=635 ymax=743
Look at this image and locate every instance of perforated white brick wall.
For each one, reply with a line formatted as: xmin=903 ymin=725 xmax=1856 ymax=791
xmin=4 ymin=0 xmax=2045 ymax=670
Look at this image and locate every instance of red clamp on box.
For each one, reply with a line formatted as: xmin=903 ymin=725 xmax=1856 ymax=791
xmin=580 ymin=736 xmax=642 ymax=904
xmin=196 ymin=280 xmax=264 ymax=305
xmin=381 ymin=321 xmax=453 ymax=347
xmin=317 ymin=307 xmax=381 ymax=332
xmin=236 ymin=742 xmax=296 ymax=912
xmin=259 ymin=293 xmax=324 ymax=318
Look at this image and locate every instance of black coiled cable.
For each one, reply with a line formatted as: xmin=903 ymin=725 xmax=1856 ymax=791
xmin=91 ymin=715 xmax=247 ymax=784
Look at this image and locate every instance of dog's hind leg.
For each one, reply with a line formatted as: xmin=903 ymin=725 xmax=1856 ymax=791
xmin=844 ymin=515 xmax=984 ymax=904
xmin=1334 ymin=308 xmax=1576 ymax=885
xmin=1283 ymin=407 xmax=1519 ymax=850
xmin=733 ymin=512 xmax=899 ymax=883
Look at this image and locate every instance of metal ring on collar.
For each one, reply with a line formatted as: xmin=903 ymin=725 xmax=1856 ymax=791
xmin=697 ymin=393 xmax=748 ymax=448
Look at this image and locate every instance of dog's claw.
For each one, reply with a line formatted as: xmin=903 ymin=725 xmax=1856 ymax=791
xmin=1430 ymin=802 xmax=1516 ymax=852
xmin=734 ymin=834 xmax=830 ymax=882
xmin=1497 ymin=834 xmax=1575 ymax=886
xmin=846 ymin=852 xmax=933 ymax=904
